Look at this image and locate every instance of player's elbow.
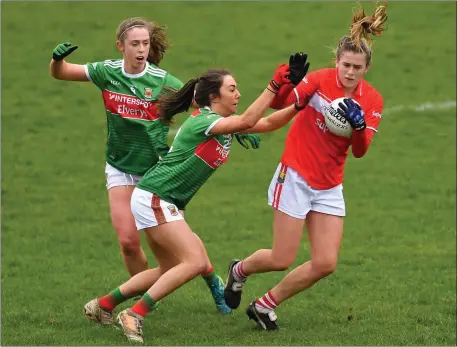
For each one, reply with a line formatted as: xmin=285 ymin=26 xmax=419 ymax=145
xmin=49 ymin=60 xmax=67 ymax=80
xmin=50 ymin=67 xmax=57 ymax=79
xmin=351 ymin=132 xmax=373 ymax=158
xmin=50 ymin=60 xmax=59 ymax=78
xmin=227 ymin=118 xmax=257 ymax=134
xmin=352 ymin=148 xmax=367 ymax=158
xmin=266 ymin=120 xmax=284 ymax=133
xmin=241 ymin=117 xmax=258 ymax=129
xmin=50 ymin=68 xmax=62 ymax=80
xmin=51 ymin=72 xmax=63 ymax=80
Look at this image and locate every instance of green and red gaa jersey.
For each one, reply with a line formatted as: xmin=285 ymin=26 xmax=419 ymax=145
xmin=137 ymin=107 xmax=233 ymax=209
xmin=84 ymin=59 xmax=183 ymax=175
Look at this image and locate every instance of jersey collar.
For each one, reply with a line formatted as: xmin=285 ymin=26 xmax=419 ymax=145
xmin=191 ymin=106 xmax=211 ymax=117
xmin=122 ymin=59 xmax=149 ymax=78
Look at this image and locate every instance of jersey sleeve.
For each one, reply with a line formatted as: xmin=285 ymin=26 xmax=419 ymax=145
xmin=164 ymin=73 xmax=184 ymax=92
xmin=364 ymin=92 xmax=384 ymax=133
xmin=84 ymin=61 xmax=106 ymax=90
xmin=293 ymin=70 xmax=321 ymax=105
xmin=350 ymin=91 xmax=384 ymax=158
xmin=193 ymin=112 xmax=223 ymax=137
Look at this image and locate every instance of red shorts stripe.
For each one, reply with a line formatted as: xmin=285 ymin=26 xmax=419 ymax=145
xmin=151 ymin=194 xmax=166 ymax=225
xmin=272 ymin=183 xmax=280 ymax=209
xmin=272 ymin=164 xmax=284 ymax=207
xmin=274 ymin=165 xmax=288 ymax=209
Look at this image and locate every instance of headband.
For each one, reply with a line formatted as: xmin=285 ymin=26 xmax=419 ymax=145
xmin=119 ymin=25 xmax=147 ymax=39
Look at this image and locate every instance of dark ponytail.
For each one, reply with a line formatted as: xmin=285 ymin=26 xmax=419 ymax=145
xmin=158 ymin=78 xmax=199 ymax=124
xmin=158 ymin=69 xmax=232 ymax=124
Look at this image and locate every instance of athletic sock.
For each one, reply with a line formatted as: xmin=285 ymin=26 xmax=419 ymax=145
xmin=201 ymin=265 xmax=216 ymax=282
xmin=233 ymin=261 xmax=247 ymax=281
xmin=130 ymin=293 xmax=158 ymax=317
xmin=99 ymin=287 xmax=128 ymax=311
xmin=255 ymin=290 xmax=279 ymax=314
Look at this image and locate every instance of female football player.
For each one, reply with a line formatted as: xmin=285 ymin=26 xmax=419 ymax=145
xmin=223 ymin=3 xmax=388 ymax=330
xmin=50 ymin=17 xmax=256 ymax=313
xmin=83 ymin=53 xmax=310 ymax=343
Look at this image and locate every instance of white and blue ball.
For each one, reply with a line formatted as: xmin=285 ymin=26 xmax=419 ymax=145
xmin=323 ymin=97 xmax=360 ymax=138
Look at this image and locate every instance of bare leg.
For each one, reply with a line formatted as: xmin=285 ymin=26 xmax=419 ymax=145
xmin=242 ymin=209 xmax=305 ymax=274
xmin=269 ymin=211 xmax=344 ymax=303
xmin=108 ymin=186 xmax=148 ymax=276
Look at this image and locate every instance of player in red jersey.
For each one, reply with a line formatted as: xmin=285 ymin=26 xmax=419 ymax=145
xmin=224 ymin=3 xmax=388 ymax=329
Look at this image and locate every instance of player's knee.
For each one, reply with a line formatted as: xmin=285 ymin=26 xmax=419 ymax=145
xmin=271 ymin=253 xmax=295 ymax=271
xmin=201 ymin=262 xmax=213 ymax=275
xmin=185 ymin=262 xmax=207 ymax=278
xmin=311 ymin=259 xmax=337 ymax=278
xmin=114 ymin=223 xmax=141 ymax=256
xmin=194 ymin=260 xmax=208 ymax=276
xmin=118 ymin=235 xmax=141 ymax=256
xmin=187 ymin=256 xmax=207 ymax=276
xmin=156 ymin=265 xmax=169 ymax=276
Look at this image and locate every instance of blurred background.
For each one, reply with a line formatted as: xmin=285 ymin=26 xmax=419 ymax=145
xmin=2 ymin=1 xmax=456 ymax=345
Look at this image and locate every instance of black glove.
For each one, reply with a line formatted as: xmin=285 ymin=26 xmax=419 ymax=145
xmin=288 ymin=52 xmax=310 ymax=85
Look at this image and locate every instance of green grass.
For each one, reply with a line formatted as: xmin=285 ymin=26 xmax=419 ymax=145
xmin=2 ymin=1 xmax=456 ymax=345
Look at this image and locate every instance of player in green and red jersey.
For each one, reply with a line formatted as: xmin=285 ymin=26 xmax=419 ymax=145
xmin=83 ymin=55 xmax=310 ymax=343
xmin=50 ymin=17 xmax=246 ymax=314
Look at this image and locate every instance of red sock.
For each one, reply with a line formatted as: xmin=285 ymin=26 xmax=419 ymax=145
xmin=255 ymin=290 xmax=279 ymax=313
xmin=99 ymin=287 xmax=126 ymax=311
xmin=201 ymin=265 xmax=214 ymax=277
xmin=131 ymin=293 xmax=157 ymax=317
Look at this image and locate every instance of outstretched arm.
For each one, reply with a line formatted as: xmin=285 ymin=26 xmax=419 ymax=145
xmin=49 ymin=42 xmax=89 ymax=81
xmin=210 ymin=52 xmax=310 ymax=135
xmin=270 ymin=83 xmax=297 ymax=109
xmin=241 ymin=105 xmax=299 ymax=134
xmin=209 ymin=86 xmax=278 ymax=135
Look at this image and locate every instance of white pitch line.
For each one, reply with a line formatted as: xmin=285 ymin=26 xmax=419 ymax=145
xmin=167 ymin=100 xmax=456 ymax=136
xmin=383 ymin=100 xmax=456 ymax=114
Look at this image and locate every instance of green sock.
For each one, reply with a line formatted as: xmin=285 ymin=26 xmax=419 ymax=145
xmin=202 ymin=270 xmax=219 ymax=285
xmin=131 ymin=293 xmax=158 ymax=317
xmin=112 ymin=287 xmax=127 ymax=301
xmin=99 ymin=287 xmax=128 ymax=311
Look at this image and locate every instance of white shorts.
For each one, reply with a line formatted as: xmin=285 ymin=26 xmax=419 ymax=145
xmin=268 ymin=163 xmax=345 ymax=219
xmin=130 ymin=187 xmax=184 ymax=230
xmin=105 ymin=163 xmax=142 ymax=190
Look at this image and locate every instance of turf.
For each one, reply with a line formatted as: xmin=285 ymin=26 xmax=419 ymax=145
xmin=2 ymin=1 xmax=456 ymax=345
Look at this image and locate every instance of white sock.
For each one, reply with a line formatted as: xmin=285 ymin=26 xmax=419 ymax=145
xmin=255 ymin=291 xmax=278 ymax=314
xmin=232 ymin=261 xmax=247 ymax=282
